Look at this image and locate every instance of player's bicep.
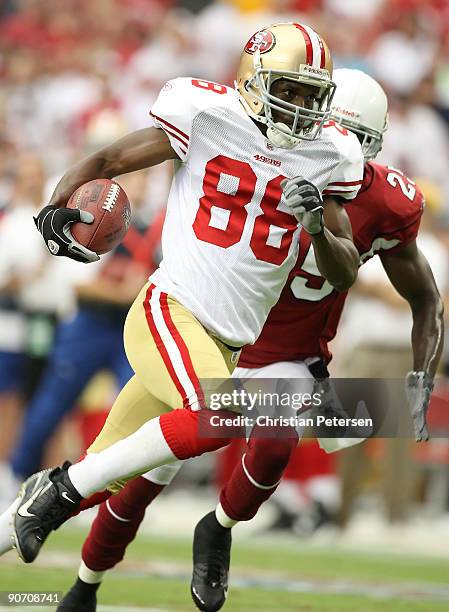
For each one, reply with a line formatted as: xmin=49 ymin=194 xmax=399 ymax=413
xmin=101 ymin=127 xmax=179 ymax=177
xmin=380 ymin=241 xmax=440 ymax=303
xmin=323 ymin=196 xmax=354 ymax=241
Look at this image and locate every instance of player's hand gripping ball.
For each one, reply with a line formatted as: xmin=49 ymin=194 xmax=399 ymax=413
xmin=34 ymin=179 xmax=131 ymax=263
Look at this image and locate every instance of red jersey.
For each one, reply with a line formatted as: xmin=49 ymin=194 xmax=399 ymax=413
xmin=240 ymin=163 xmax=424 ymax=368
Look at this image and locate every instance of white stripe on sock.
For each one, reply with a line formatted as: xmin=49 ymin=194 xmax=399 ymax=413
xmin=215 ymin=502 xmax=238 ymax=528
xmin=241 ymin=454 xmax=280 ymax=490
xmin=106 ymin=499 xmax=131 ymax=523
xmin=78 ymin=560 xmax=105 ymax=584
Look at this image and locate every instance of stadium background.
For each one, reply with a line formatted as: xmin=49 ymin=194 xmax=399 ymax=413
xmin=1 ymin=0 xmax=449 ymax=610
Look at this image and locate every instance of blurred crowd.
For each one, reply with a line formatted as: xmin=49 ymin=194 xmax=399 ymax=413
xmin=1 ymin=0 xmax=449 ymax=534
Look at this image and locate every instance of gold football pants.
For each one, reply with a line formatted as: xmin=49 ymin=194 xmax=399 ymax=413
xmin=88 ymin=281 xmax=240 ymax=491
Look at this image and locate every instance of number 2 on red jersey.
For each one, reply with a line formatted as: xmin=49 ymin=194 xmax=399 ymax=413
xmin=386 ymin=166 xmax=416 ymax=201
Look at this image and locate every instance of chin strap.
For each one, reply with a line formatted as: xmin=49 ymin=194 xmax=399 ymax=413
xmin=266 ymin=123 xmax=300 ymax=150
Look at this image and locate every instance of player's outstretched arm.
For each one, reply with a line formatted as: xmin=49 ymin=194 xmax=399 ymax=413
xmin=381 ymin=241 xmax=444 ymax=376
xmin=381 ymin=241 xmax=444 ymax=440
xmin=311 ymin=196 xmax=359 ymax=292
xmin=49 ymin=128 xmax=178 ymax=208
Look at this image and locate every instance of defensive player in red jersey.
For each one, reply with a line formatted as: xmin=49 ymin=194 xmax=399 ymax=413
xmin=53 ymin=69 xmax=443 ymax=612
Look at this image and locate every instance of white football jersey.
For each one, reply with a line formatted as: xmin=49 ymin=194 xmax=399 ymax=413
xmin=149 ymin=78 xmax=363 ymax=346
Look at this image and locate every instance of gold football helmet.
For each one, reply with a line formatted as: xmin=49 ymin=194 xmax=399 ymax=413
xmin=236 ymin=22 xmax=335 ymax=148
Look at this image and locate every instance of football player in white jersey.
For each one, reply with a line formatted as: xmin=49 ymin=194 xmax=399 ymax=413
xmin=12 ymin=23 xmax=364 ymax=569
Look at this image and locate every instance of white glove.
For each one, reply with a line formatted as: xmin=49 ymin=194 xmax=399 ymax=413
xmin=281 ymin=176 xmax=324 ymax=235
xmin=312 ymin=377 xmax=370 ymax=453
xmin=405 ymin=371 xmax=434 ymax=442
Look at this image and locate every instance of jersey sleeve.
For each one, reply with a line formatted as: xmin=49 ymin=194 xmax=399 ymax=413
xmin=379 ymin=164 xmax=425 ymax=252
xmin=380 ymin=177 xmax=424 ymax=253
xmin=322 ymin=124 xmax=364 ymax=200
xmin=149 ymin=79 xmax=195 ymax=161
xmin=384 ymin=211 xmax=423 ymax=253
xmin=353 ymin=164 xmax=425 ymax=262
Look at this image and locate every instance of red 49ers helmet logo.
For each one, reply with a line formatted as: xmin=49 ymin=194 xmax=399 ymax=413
xmin=244 ymin=29 xmax=276 ymax=55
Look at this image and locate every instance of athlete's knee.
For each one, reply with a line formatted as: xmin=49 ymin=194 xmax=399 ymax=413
xmin=159 ymin=408 xmax=238 ymax=459
xmin=248 ymin=426 xmax=298 ymax=479
xmin=108 ymin=476 xmax=165 ymax=519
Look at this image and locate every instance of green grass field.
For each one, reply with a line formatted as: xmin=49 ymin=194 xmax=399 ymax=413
xmin=1 ymin=524 xmax=449 ymax=611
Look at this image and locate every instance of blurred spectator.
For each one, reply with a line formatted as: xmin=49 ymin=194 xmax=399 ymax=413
xmin=0 ymin=170 xmax=165 ymax=510
xmin=324 ymin=0 xmax=384 ymax=20
xmin=368 ymin=10 xmax=439 ymax=96
xmin=72 ymin=75 xmax=128 ymax=151
xmin=0 ymin=153 xmax=54 ymax=462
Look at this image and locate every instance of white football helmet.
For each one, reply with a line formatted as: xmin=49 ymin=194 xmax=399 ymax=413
xmin=236 ymin=23 xmax=336 ymax=149
xmin=330 ymin=68 xmax=388 ymax=161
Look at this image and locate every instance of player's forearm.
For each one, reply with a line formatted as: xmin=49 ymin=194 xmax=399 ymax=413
xmin=49 ymin=128 xmax=176 ymax=207
xmin=49 ymin=154 xmax=112 ymax=207
xmin=311 ymin=230 xmax=359 ymax=292
xmin=410 ymin=292 xmax=444 ymax=377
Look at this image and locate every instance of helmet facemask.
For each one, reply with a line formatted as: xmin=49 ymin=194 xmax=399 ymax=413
xmin=242 ymin=51 xmax=336 ymax=148
xmin=331 ymin=111 xmax=388 ymax=161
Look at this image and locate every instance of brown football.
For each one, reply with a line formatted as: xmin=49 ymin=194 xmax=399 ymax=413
xmin=66 ymin=178 xmax=131 ymax=254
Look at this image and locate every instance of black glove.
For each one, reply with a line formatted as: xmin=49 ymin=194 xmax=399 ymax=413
xmin=34 ymin=205 xmax=99 ymax=263
xmin=405 ymin=371 xmax=434 ymax=442
xmin=281 ymin=176 xmax=324 ymax=235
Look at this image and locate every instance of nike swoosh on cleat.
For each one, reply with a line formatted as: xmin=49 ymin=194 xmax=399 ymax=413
xmin=17 ymin=482 xmax=53 ymax=518
xmin=191 ymin=587 xmax=206 ymax=605
xmin=61 ymin=491 xmax=76 ymax=504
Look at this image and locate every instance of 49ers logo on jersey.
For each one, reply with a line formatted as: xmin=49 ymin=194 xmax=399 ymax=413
xmin=244 ymin=30 xmax=276 ymax=55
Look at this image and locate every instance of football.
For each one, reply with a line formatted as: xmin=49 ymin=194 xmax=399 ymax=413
xmin=66 ymin=178 xmax=131 ymax=254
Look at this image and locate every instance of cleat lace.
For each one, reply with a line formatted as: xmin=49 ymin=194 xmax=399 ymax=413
xmin=35 ymin=495 xmax=71 ymax=538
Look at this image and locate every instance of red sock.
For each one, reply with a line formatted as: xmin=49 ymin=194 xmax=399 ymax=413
xmin=220 ymin=426 xmax=298 ymax=521
xmin=70 ymin=490 xmax=112 ymax=518
xmin=82 ymin=476 xmax=165 ymax=571
xmin=160 ymin=408 xmax=242 ymax=459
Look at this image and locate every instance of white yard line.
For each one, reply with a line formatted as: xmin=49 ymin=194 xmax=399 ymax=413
xmin=2 ymin=550 xmax=449 ymax=604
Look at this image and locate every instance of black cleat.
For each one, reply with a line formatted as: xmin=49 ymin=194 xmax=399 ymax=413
xmin=13 ymin=461 xmax=82 ymax=563
xmin=57 ymin=578 xmax=99 ymax=611
xmin=191 ymin=511 xmax=231 ymax=612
